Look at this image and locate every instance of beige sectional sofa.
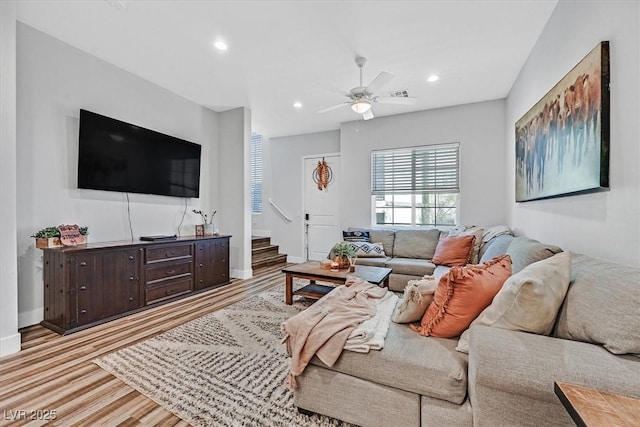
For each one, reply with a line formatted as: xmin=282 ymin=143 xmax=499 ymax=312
xmin=349 ymin=226 xmax=509 ymax=291
xmin=295 ymin=230 xmax=640 ymax=426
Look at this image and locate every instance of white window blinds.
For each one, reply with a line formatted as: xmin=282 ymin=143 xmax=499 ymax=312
xmin=250 ymin=133 xmax=263 ymax=213
xmin=371 ymin=143 xmax=460 ymax=195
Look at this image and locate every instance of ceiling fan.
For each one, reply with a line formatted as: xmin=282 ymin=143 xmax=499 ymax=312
xmin=318 ymin=56 xmax=416 ymax=120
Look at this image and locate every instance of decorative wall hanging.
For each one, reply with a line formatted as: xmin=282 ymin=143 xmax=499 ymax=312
xmin=515 ymin=41 xmax=610 ymax=202
xmin=313 ymin=158 xmax=333 ymax=191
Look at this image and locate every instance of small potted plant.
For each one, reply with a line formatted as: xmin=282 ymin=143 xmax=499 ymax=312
xmin=330 ymin=242 xmax=356 ymax=269
xmin=31 ymin=226 xmax=89 ymax=249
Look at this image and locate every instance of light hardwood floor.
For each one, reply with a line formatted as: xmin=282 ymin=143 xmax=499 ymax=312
xmin=0 ymin=265 xmax=289 ymax=426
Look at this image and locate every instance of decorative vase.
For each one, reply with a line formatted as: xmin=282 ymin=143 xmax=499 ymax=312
xmin=334 ymin=256 xmax=350 ymax=269
xmin=203 ymin=224 xmax=215 ymax=236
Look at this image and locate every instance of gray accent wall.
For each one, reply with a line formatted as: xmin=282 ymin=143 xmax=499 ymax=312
xmin=263 ymin=102 xmax=506 ymax=262
xmin=266 ymin=130 xmax=341 ymax=261
xmin=506 ymin=0 xmax=640 ymax=267
xmin=1 ymin=0 xmax=20 ymax=357
xmin=339 ymin=100 xmax=507 ymax=231
xmin=12 ymin=23 xmax=247 ymax=332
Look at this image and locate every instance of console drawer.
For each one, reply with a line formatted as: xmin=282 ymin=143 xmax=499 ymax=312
xmin=145 ymin=260 xmax=192 ymax=284
xmin=145 ymin=277 xmax=192 ymax=305
xmin=146 ymin=244 xmax=192 ymax=263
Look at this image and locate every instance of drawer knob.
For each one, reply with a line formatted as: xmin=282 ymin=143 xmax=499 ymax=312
xmin=199 ymin=279 xmax=204 ymax=283
xmin=129 ymin=297 xmax=134 ymax=301
xmin=165 ymin=251 xmax=175 ymax=257
xmin=129 ymin=255 xmax=134 ymax=261
xmin=166 ymin=270 xmax=175 ymax=275
xmin=129 ymin=276 xmax=134 ymax=281
xmin=80 ymin=261 xmax=87 ymax=267
xmin=80 ymin=309 xmax=87 ymax=314
xmin=199 ymin=263 xmax=203 ymax=267
xmin=80 ymin=286 xmax=87 ymax=291
xmin=165 ymin=289 xmax=175 ymax=295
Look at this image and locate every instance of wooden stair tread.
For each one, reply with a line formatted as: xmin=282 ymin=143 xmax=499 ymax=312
xmin=251 ymin=236 xmax=287 ymax=270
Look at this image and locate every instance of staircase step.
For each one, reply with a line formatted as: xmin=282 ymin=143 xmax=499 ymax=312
xmin=252 ymin=244 xmax=279 ymax=257
xmin=252 ymin=236 xmax=271 ymax=249
xmin=252 ymin=253 xmax=288 ymax=270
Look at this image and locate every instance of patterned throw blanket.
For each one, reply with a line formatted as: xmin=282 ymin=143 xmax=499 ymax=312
xmin=281 ymin=276 xmax=390 ymax=389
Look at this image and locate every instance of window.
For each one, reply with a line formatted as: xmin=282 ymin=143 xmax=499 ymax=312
xmin=371 ymin=143 xmax=459 ymax=226
xmin=250 ymin=132 xmax=263 ymax=213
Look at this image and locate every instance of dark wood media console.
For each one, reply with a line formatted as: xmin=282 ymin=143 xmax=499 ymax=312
xmin=41 ymin=235 xmax=231 ymax=334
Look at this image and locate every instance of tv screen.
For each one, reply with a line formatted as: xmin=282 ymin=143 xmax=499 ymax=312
xmin=77 ymin=109 xmax=201 ymax=198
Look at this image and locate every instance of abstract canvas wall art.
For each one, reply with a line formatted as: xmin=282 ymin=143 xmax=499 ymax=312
xmin=515 ymin=41 xmax=610 ymax=202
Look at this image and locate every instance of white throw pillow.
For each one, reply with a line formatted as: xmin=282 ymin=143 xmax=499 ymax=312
xmin=346 ymin=241 xmax=387 ymax=258
xmin=456 ymin=251 xmax=572 ymax=353
xmin=392 ymin=276 xmax=438 ymax=323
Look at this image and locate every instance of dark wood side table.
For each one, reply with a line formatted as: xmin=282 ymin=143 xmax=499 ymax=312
xmin=554 ymin=381 xmax=640 ymax=426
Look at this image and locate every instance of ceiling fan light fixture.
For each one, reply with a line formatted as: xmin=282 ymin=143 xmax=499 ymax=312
xmin=351 ymin=100 xmax=372 ymax=114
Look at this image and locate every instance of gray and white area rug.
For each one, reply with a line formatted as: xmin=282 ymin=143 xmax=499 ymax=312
xmin=94 ymin=286 xmax=351 ymax=427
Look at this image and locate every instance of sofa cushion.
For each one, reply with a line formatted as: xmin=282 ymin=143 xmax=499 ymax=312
xmin=555 ymin=253 xmax=640 ymax=355
xmin=354 ymin=257 xmax=392 ymax=268
xmin=342 ymin=230 xmax=370 ymax=242
xmin=392 ymin=276 xmax=437 ymax=323
xmin=468 ymin=326 xmax=640 ymax=405
xmin=479 ymin=234 xmax=514 ymax=263
xmin=413 ymin=255 xmax=512 ymax=338
xmin=386 ymin=258 xmax=436 ymax=277
xmin=506 ymin=236 xmax=562 ymax=273
xmin=432 ymin=234 xmax=475 ymax=266
xmin=393 ymin=229 xmax=441 ymax=259
xmin=310 ymin=321 xmax=469 ymax=404
xmin=456 ymin=252 xmax=572 ymax=353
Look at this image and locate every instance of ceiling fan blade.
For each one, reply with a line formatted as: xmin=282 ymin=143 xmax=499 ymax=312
xmin=362 ymin=109 xmax=374 ymax=121
xmin=374 ymin=96 xmax=417 ymax=105
xmin=317 ymin=103 xmax=349 ymax=114
xmin=366 ymin=71 xmax=394 ymax=94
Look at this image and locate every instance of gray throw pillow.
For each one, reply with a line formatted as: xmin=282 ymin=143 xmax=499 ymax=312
xmin=479 ymin=235 xmax=514 ymax=264
xmin=506 ymin=236 xmax=562 ymax=274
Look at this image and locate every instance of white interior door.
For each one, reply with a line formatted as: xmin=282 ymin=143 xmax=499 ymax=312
xmin=304 ymin=155 xmax=340 ymax=261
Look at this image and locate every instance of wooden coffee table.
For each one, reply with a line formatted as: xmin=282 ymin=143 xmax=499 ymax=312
xmin=282 ymin=261 xmax=392 ymax=305
xmin=554 ymin=381 xmax=640 ymax=427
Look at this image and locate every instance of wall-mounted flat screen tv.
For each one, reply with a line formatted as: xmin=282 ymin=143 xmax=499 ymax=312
xmin=77 ymin=109 xmax=201 ymax=198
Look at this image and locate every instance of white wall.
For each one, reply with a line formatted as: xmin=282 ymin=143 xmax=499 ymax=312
xmin=339 ymin=100 xmax=507 ymax=230
xmin=15 ymin=24 xmax=223 ymax=328
xmin=506 ymin=0 xmax=640 ymax=267
xmin=266 ymin=130 xmax=341 ymax=261
xmin=219 ymin=108 xmax=252 ymax=278
xmin=0 ymin=1 xmax=21 ymax=357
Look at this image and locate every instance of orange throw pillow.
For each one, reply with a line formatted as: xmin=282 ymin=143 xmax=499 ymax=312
xmin=431 ymin=234 xmax=475 ymax=266
xmin=411 ymin=255 xmax=512 ymax=338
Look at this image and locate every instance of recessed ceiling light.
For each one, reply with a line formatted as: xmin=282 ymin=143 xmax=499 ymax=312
xmin=293 ymin=102 xmax=303 ymax=109
xmin=214 ymin=41 xmax=228 ymax=51
xmin=427 ymin=74 xmax=439 ymax=83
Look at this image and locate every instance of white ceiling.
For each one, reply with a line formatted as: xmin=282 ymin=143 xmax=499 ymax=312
xmin=16 ymin=0 xmax=557 ymax=138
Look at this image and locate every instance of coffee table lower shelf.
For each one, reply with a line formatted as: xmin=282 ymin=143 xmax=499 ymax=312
xmin=294 ymin=283 xmax=334 ymax=300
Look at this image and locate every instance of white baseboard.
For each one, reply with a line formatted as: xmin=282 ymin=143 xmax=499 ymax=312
xmin=18 ymin=307 xmax=42 ymax=329
xmin=231 ymin=268 xmax=253 ymax=280
xmin=0 ymin=333 xmax=21 ymax=357
xmin=287 ymin=256 xmax=305 ymax=264
xmin=252 ymin=229 xmax=271 ymax=237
